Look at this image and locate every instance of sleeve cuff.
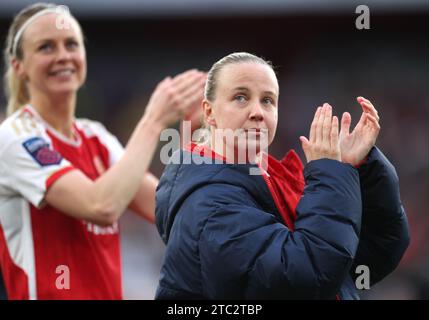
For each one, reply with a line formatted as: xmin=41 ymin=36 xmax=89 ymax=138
xmin=354 ymin=156 xmax=369 ymax=169
xmin=45 ymin=166 xmax=76 ymax=190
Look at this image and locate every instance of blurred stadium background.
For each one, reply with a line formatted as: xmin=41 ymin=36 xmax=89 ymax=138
xmin=1 ymin=0 xmax=428 ymax=299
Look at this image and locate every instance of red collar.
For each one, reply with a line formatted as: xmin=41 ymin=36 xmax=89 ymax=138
xmin=183 ymin=142 xmax=305 ymax=230
xmin=183 ymin=142 xmax=227 ymax=162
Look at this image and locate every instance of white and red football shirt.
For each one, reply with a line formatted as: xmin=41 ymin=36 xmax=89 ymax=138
xmin=0 ymin=105 xmax=125 ymax=300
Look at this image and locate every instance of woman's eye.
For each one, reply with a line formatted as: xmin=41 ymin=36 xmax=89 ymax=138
xmin=263 ymin=97 xmax=275 ymax=105
xmin=235 ymin=95 xmax=247 ymax=103
xmin=39 ymin=43 xmax=53 ymax=52
xmin=66 ymin=41 xmax=78 ymax=49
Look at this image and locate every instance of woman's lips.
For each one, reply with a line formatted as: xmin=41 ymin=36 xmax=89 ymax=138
xmin=49 ymin=69 xmax=75 ymax=79
xmin=244 ymin=128 xmax=267 ymax=134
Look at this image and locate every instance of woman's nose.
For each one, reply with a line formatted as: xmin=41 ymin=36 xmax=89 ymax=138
xmin=55 ymin=44 xmax=71 ymax=62
xmin=249 ymin=102 xmax=264 ymax=122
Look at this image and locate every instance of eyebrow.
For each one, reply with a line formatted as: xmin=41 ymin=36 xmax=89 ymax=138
xmin=232 ymin=87 xmax=277 ymax=96
xmin=34 ymin=36 xmax=77 ymax=45
xmin=232 ymin=87 xmax=250 ymax=92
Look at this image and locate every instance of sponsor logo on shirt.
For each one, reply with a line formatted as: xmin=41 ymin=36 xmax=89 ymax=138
xmin=22 ymin=137 xmax=63 ymax=166
xmin=83 ymin=221 xmax=119 ymax=235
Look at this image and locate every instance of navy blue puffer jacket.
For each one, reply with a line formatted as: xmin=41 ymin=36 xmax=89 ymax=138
xmin=155 ymin=146 xmax=409 ymax=299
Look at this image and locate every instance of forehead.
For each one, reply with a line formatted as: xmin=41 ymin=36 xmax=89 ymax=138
xmin=217 ymin=62 xmax=279 ymax=94
xmin=22 ymin=13 xmax=82 ymax=44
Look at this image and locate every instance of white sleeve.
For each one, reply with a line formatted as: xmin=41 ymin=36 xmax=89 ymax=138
xmin=101 ymin=128 xmax=125 ymax=166
xmin=77 ymin=119 xmax=125 ymax=166
xmin=0 ymin=132 xmax=74 ymax=208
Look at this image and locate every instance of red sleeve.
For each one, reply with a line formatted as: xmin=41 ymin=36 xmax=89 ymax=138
xmin=354 ymin=156 xmax=369 ymax=169
xmin=45 ymin=166 xmax=77 ymax=190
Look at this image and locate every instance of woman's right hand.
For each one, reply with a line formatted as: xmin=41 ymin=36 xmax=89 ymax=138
xmin=300 ymin=103 xmax=341 ymax=163
xmin=143 ymin=69 xmax=206 ymax=129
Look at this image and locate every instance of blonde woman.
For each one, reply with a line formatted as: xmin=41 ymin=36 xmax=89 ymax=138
xmin=0 ymin=3 xmax=205 ymax=299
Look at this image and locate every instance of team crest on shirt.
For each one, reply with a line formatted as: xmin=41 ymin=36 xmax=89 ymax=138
xmin=22 ymin=137 xmax=63 ymax=166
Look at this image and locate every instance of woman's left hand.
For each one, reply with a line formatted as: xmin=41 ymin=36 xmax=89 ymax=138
xmin=183 ymin=72 xmax=207 ymax=133
xmin=339 ymin=96 xmax=381 ymax=166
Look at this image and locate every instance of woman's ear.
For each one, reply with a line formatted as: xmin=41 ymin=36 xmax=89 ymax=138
xmin=203 ymin=99 xmax=216 ymax=127
xmin=11 ymin=57 xmax=27 ymax=80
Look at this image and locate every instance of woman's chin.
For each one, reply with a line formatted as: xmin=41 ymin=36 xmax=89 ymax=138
xmin=234 ymin=145 xmax=265 ymax=164
xmin=46 ymin=85 xmax=80 ymax=97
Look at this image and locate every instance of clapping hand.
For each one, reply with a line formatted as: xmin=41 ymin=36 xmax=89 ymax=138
xmin=144 ymin=69 xmax=206 ymax=129
xmin=300 ymin=103 xmax=341 ymax=163
xmin=339 ymin=97 xmax=380 ymax=166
